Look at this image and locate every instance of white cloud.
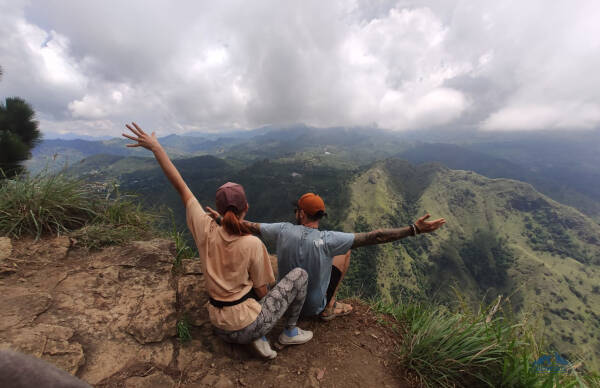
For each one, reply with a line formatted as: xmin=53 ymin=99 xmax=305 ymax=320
xmin=334 ymin=6 xmax=472 ymax=130
xmin=482 ymin=103 xmax=600 ymax=131
xmin=1 ymin=0 xmax=600 ymax=135
xmin=0 ymin=2 xmax=87 ymax=117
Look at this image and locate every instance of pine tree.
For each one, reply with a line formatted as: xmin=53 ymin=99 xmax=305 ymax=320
xmin=0 ymin=66 xmax=41 ymax=178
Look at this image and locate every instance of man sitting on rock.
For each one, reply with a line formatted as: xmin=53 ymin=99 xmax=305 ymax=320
xmin=208 ymin=192 xmax=445 ymax=320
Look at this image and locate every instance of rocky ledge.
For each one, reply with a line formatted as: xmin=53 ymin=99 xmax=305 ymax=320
xmin=0 ymin=237 xmax=406 ymax=387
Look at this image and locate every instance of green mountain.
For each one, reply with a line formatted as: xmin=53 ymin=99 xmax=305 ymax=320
xmin=340 ymin=159 xmax=600 ymax=370
xmin=399 ymin=143 xmax=600 ymax=223
xmin=222 ymin=126 xmax=410 ymax=166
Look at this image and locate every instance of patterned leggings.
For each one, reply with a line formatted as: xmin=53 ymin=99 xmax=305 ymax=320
xmin=214 ymin=267 xmax=308 ymax=344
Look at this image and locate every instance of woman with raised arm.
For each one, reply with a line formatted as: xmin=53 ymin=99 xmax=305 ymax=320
xmin=123 ymin=122 xmax=312 ymax=359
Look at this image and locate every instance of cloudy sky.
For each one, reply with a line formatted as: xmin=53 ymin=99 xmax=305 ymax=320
xmin=1 ymin=0 xmax=599 ymax=137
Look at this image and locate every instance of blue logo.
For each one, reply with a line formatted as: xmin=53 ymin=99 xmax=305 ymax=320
xmin=532 ymin=352 xmax=570 ymax=373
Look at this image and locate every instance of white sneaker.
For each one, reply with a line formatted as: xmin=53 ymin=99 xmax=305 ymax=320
xmin=251 ymin=336 xmax=277 ymax=359
xmin=278 ymin=327 xmax=313 ymax=345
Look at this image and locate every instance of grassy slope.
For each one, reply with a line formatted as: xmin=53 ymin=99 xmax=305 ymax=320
xmin=342 ymin=164 xmax=420 ymax=298
xmin=341 ymin=159 xmax=600 ymax=371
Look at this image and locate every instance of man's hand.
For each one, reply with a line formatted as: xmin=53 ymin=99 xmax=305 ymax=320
xmin=205 ymin=206 xmax=221 ymax=222
xmin=122 ymin=122 xmax=161 ymax=152
xmin=206 ymin=205 xmax=263 ymax=234
xmin=415 ymin=214 xmax=445 ymax=234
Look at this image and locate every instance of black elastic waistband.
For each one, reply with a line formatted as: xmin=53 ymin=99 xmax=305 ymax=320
xmin=209 ymin=288 xmax=258 ymax=308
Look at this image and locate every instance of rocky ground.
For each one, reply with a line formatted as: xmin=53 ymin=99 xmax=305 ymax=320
xmin=0 ymin=236 xmax=413 ymax=387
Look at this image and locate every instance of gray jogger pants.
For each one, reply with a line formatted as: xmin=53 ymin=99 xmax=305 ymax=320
xmin=214 ymin=267 xmax=308 ymax=344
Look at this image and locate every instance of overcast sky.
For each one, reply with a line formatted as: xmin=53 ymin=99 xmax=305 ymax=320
xmin=1 ymin=0 xmax=599 ymax=137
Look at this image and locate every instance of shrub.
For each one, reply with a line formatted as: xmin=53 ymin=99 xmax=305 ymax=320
xmin=0 ymin=171 xmax=157 ymax=247
xmin=70 ymin=223 xmax=153 ymax=250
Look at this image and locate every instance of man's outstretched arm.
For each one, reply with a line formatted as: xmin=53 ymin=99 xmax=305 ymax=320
xmin=352 ymin=226 xmax=414 ymax=248
xmin=351 ymin=214 xmax=445 ymax=248
xmin=205 ymin=206 xmax=262 ymax=234
xmin=242 ymin=220 xmax=261 ymax=235
xmin=123 ymin=122 xmax=195 ymax=206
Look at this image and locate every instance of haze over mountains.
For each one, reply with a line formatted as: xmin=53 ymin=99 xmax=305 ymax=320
xmin=27 ymin=125 xmax=600 ymax=370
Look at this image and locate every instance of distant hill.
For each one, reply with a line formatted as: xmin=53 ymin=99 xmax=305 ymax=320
xmin=26 ymin=136 xmax=224 ymax=174
xmin=66 ymin=154 xmax=158 ymax=179
xmin=340 ymin=159 xmax=600 ymax=370
xmin=399 ymin=143 xmax=600 ymax=222
xmin=221 ymin=126 xmax=411 ymax=167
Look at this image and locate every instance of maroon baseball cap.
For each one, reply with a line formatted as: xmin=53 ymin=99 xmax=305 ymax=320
xmin=215 ymin=182 xmax=248 ymax=215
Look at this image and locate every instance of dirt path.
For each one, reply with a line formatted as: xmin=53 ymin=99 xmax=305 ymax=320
xmin=0 ymin=237 xmax=415 ymax=387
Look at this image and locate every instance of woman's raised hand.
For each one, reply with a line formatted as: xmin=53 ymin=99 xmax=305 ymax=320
xmin=122 ymin=122 xmax=161 ymax=152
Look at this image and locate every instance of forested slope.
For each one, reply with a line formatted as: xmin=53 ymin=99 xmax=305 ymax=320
xmin=340 ymin=159 xmax=600 ymax=370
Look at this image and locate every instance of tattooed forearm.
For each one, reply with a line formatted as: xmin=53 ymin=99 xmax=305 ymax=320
xmin=242 ymin=221 xmax=261 ymax=235
xmin=351 ymin=226 xmax=413 ymax=248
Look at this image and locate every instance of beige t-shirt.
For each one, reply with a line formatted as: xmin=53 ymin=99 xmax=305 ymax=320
xmin=186 ymin=197 xmax=275 ymax=331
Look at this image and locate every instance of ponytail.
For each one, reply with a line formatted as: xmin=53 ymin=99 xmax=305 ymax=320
xmin=221 ymin=207 xmax=252 ymax=236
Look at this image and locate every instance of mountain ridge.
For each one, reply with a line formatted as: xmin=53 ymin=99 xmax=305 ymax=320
xmin=339 ymin=158 xmax=600 ymax=369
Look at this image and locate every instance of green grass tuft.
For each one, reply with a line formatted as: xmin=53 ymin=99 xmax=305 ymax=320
xmin=0 ymin=171 xmax=157 ymax=247
xmin=0 ymin=170 xmax=97 ymax=238
xmin=167 ymin=209 xmax=196 ymax=266
xmin=372 ymin=295 xmax=600 ymax=388
xmin=176 ymin=317 xmax=192 ymax=343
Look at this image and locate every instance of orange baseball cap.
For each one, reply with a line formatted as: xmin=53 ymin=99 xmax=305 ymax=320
xmin=297 ymin=193 xmax=326 ymax=216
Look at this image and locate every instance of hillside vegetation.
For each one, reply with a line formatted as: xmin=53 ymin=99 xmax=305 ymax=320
xmin=340 ymin=159 xmax=600 ymax=371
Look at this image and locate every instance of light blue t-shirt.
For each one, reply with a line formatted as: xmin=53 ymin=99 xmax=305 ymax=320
xmin=260 ymin=222 xmax=355 ymax=316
